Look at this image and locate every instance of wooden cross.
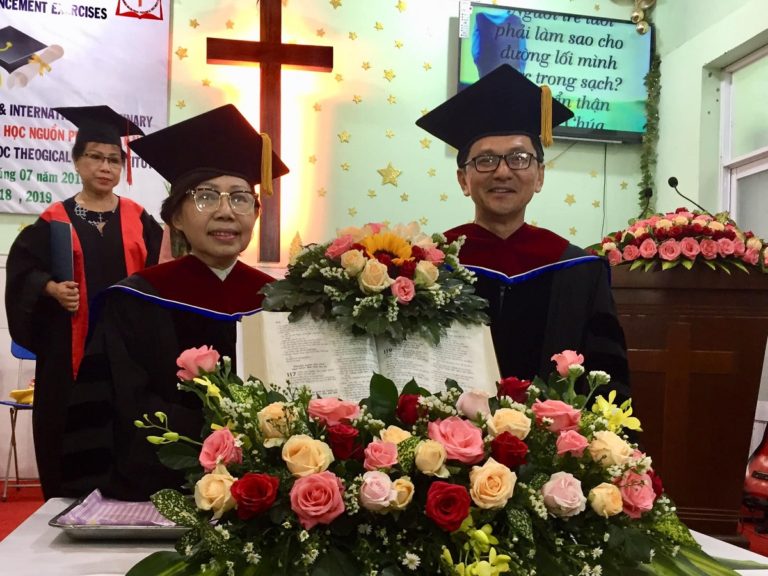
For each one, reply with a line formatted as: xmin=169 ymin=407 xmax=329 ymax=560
xmin=207 ymin=0 xmax=333 ymax=262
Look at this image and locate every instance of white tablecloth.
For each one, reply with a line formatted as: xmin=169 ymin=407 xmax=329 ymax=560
xmin=2 ymin=498 xmax=768 ymax=575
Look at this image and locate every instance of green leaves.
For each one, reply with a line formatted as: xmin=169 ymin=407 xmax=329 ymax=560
xmin=310 ymin=548 xmax=361 ymax=576
xmin=363 ymin=373 xmax=398 ymax=422
xmin=158 ymin=443 xmax=202 ymax=471
xmin=150 ymin=489 xmax=201 ymax=527
xmin=126 ymin=551 xmax=203 ymax=576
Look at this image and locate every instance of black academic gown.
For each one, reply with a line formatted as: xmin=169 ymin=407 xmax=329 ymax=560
xmin=4 ymin=196 xmax=162 ymax=499
xmin=62 ymin=255 xmax=274 ymax=501
xmin=445 ymin=223 xmax=629 ymax=402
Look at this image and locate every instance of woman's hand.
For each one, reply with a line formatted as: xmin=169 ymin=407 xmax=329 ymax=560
xmin=45 ymin=280 xmax=80 ymax=312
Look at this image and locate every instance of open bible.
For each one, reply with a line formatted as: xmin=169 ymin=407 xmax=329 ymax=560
xmin=242 ymin=312 xmax=500 ymax=402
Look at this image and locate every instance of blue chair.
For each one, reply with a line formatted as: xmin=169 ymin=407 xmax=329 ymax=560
xmin=2 ymin=342 xmax=39 ymax=501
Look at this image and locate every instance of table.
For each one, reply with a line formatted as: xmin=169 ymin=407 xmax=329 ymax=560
xmin=2 ymin=499 xmax=768 ymax=575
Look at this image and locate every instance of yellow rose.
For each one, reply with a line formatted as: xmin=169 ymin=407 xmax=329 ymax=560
xmin=340 ymin=249 xmax=366 ymax=277
xmin=588 ymin=430 xmax=633 ymax=468
xmin=588 ymin=482 xmax=623 ymax=517
xmin=672 ymin=215 xmax=689 ymax=226
xmin=281 ymin=434 xmax=334 ymax=477
xmin=358 ymin=259 xmax=393 ymax=294
xmin=707 ymin=221 xmax=725 ymax=232
xmin=469 ymin=457 xmax=516 ymax=509
xmin=413 ymin=260 xmax=439 ymax=288
xmin=390 ymin=477 xmax=415 ymax=510
xmin=601 ymin=241 xmax=617 ymax=252
xmin=747 ymin=237 xmax=763 ymax=251
xmin=194 ymin=464 xmax=236 ymax=519
xmin=654 ymin=218 xmax=673 ymax=229
xmin=486 ymin=408 xmax=531 ymax=440
xmin=414 ymin=439 xmax=449 ymax=478
xmin=379 ymin=425 xmax=412 ymax=445
xmin=257 ymin=402 xmax=293 ymax=448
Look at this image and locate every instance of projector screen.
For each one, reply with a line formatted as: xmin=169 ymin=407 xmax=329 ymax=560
xmin=458 ymin=3 xmax=654 ymax=144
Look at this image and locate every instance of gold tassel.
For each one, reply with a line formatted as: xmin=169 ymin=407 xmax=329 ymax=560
xmin=540 ymin=84 xmax=553 ymax=147
xmin=260 ymin=132 xmax=273 ymax=196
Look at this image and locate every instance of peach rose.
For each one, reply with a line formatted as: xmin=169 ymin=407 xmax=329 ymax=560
xmin=359 ymin=470 xmax=396 ymax=512
xmin=486 ymin=408 xmax=531 ymax=440
xmin=469 ymin=457 xmax=516 ymax=509
xmin=428 ymin=416 xmax=485 ymax=464
xmin=607 ymin=249 xmax=622 ymax=266
xmin=379 ymin=425 xmax=412 ymax=445
xmin=707 ymin=221 xmax=725 ymax=232
xmin=456 ymin=389 xmax=491 ymax=419
xmin=413 ymin=260 xmax=439 ymax=287
xmin=176 ymin=345 xmax=220 ymax=381
xmin=281 ymin=434 xmax=334 ymax=477
xmin=340 ymin=249 xmax=366 ymax=276
xmin=325 ymin=234 xmax=355 ymax=259
xmin=290 ymin=470 xmax=345 ymax=529
xmin=658 ymin=239 xmax=681 ymax=261
xmin=747 ymin=237 xmax=763 ymax=251
xmin=541 ymin=471 xmax=586 ymax=518
xmin=743 ymin=248 xmax=760 ymax=266
xmin=654 ymin=218 xmax=673 ymax=230
xmin=617 ymin=470 xmax=656 ymax=518
xmin=550 ymin=350 xmax=584 ymax=377
xmin=531 ymin=400 xmax=581 ymax=433
xmin=257 ymin=402 xmax=293 ymax=447
xmin=364 ymin=440 xmax=399 ymax=471
xmin=308 ymin=398 xmax=360 ymax=427
xmin=358 ymin=259 xmax=393 ymax=294
xmin=199 ymin=428 xmax=242 ymax=472
xmin=601 ymin=241 xmax=617 ymax=251
xmin=390 ymin=477 xmax=415 ymax=510
xmin=700 ymin=238 xmax=718 ymax=260
xmin=391 ymin=276 xmax=416 ymax=304
xmin=680 ymin=237 xmax=700 ymax=260
xmin=638 ymin=238 xmax=658 ymax=259
xmin=717 ymin=237 xmax=735 ymax=257
xmin=622 ymin=244 xmax=640 ymax=261
xmin=588 ymin=482 xmax=623 ymax=517
xmin=588 ymin=430 xmax=633 ymax=468
xmin=556 ymin=430 xmax=589 ymax=457
xmin=194 ymin=464 xmax=236 ymax=519
xmin=414 ymin=439 xmax=449 ymax=478
xmin=733 ymin=239 xmax=746 ymax=257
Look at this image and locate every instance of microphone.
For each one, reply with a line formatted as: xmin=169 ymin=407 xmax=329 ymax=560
xmin=667 ymin=176 xmax=712 ymax=216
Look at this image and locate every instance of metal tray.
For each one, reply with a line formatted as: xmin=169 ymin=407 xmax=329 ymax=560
xmin=48 ymin=498 xmax=188 ymax=540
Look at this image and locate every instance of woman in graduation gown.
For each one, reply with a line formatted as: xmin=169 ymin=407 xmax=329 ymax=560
xmin=5 ymin=106 xmax=163 ymax=499
xmin=63 ymin=104 xmax=289 ymax=501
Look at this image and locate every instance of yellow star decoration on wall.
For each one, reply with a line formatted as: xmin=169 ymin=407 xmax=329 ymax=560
xmin=419 ymin=217 xmax=428 ymax=226
xmin=385 ymin=130 xmax=395 ymax=139
xmin=335 ymin=73 xmax=344 ymax=82
xmin=428 ymin=168 xmax=436 ymax=177
xmin=338 ymin=131 xmax=351 ymax=143
xmin=620 ymin=181 xmax=628 ymax=190
xmin=367 ymin=189 xmax=377 ymax=199
xmin=546 ymin=160 xmax=556 ymax=169
xmin=394 ymin=40 xmax=404 ymax=49
xmin=318 ymin=188 xmax=327 ymax=197
xmin=569 ymin=227 xmax=577 ymax=236
xmin=396 ymin=0 xmax=407 ymax=12
xmin=362 ymin=61 xmax=371 ymax=71
xmin=400 ymin=192 xmax=409 ymax=202
xmin=423 ymin=62 xmax=432 ymax=71
xmin=592 ymin=200 xmax=601 ymax=208
xmin=313 ymin=102 xmax=322 ymax=112
xmin=175 ymin=47 xmax=188 ymax=60
xmin=317 ymin=29 xmax=326 ymax=37
xmin=308 ymin=155 xmax=317 ymax=164
xmin=330 ymin=0 xmax=342 ymax=8
xmin=340 ymin=162 xmax=351 ymax=171
xmin=349 ymin=32 xmax=357 ymax=40
xmin=387 ymin=94 xmax=397 ymax=104
xmin=420 ymin=108 xmax=429 ymax=116
xmin=590 ymin=170 xmax=598 ymax=178
xmin=419 ymin=138 xmax=432 ymax=149
xmin=189 ymin=19 xmax=199 ymax=28
xmin=594 ymin=3 xmax=600 ymax=11
xmin=378 ymin=163 xmax=401 ymax=186
xmin=374 ymin=22 xmax=384 ymax=31
xmin=176 ymin=100 xmax=186 ymax=109
xmin=202 ymin=78 xmax=211 ymax=87
xmin=530 ymin=220 xmax=538 ymax=226
xmin=564 ymin=194 xmax=576 ymax=206
xmin=352 ymin=95 xmax=362 ymax=104
xmin=348 ymin=207 xmax=357 ymax=216
xmin=439 ymin=193 xmax=448 ymax=201
xmin=383 ymin=69 xmax=396 ymax=82
xmin=226 ymin=20 xmax=234 ymax=29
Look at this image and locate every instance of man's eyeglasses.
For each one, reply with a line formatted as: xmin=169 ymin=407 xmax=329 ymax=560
xmin=463 ymin=152 xmax=539 ymax=172
xmin=81 ymin=152 xmax=122 ymax=169
xmin=187 ymin=187 xmax=260 ymax=215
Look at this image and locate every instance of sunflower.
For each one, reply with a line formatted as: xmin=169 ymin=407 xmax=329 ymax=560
xmin=359 ymin=232 xmax=413 ymax=265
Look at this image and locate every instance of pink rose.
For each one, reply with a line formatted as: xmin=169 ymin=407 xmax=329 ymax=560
xmin=679 ymin=237 xmax=700 ymax=260
xmin=733 ymin=239 xmax=746 ymax=257
xmin=363 ymin=440 xmax=399 ymax=471
xmin=622 ymin=244 xmax=640 ymax=261
xmin=616 ymin=470 xmax=656 ymax=519
xmin=325 ymin=234 xmax=355 ymax=259
xmin=764 ymin=250 xmax=768 ymax=267
xmin=638 ymin=238 xmax=658 ymax=259
xmin=743 ymin=248 xmax=760 ymax=266
xmin=531 ymin=400 xmax=581 ymax=433
xmin=556 ymin=430 xmax=589 ymax=457
xmin=658 ymin=239 xmax=681 ymax=261
xmin=176 ymin=345 xmax=220 ymax=381
xmin=289 ymin=470 xmax=345 ymax=529
xmin=700 ymin=238 xmax=718 ymax=260
xmin=606 ymin=249 xmax=622 ymax=266
xmin=428 ymin=416 xmax=485 ymax=464
xmin=199 ymin=428 xmax=243 ymax=472
xmin=390 ymin=276 xmax=416 ymax=304
xmin=541 ymin=471 xmax=587 ymax=517
xmin=367 ymin=222 xmax=385 ymax=234
xmin=717 ymin=237 xmax=735 ymax=257
xmin=456 ymin=390 xmax=491 ymax=419
xmin=308 ymin=398 xmax=360 ymax=427
xmin=422 ymin=246 xmax=445 ymax=264
xmin=358 ymin=470 xmax=395 ymax=512
xmin=550 ymin=350 xmax=584 ymax=377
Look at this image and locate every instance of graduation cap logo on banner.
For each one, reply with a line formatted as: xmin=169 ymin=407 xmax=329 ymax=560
xmin=0 ymin=26 xmax=47 ymax=74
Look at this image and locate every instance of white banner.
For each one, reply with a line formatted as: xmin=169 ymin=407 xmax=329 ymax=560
xmin=0 ymin=0 xmax=170 ymax=217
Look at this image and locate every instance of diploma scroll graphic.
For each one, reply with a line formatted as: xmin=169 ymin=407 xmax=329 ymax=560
xmin=7 ymin=45 xmax=64 ymax=89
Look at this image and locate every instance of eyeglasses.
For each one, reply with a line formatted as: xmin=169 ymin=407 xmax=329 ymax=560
xmin=463 ymin=152 xmax=539 ymax=172
xmin=187 ymin=186 xmax=260 ymax=215
xmin=81 ymin=152 xmax=122 ymax=169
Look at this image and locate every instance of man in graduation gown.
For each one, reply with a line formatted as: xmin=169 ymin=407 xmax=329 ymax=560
xmin=62 ymin=104 xmax=289 ymax=501
xmin=416 ymin=64 xmax=629 ymax=401
xmin=5 ymin=106 xmax=162 ymax=499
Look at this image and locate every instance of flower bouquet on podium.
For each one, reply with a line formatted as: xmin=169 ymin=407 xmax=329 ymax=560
xmin=126 ymin=348 xmax=747 ymax=576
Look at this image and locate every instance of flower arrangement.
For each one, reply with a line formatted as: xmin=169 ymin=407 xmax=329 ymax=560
xmin=589 ymin=208 xmax=768 ymax=273
xmin=261 ymin=222 xmax=489 ymax=343
xmin=126 ymin=347 xmax=744 ymax=576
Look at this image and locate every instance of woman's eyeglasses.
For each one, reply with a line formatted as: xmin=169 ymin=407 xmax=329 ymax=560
xmin=187 ymin=187 xmax=259 ymax=215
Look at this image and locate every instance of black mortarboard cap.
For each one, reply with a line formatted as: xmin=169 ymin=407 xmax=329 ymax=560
xmin=129 ymin=104 xmax=289 ymax=193
xmin=416 ymin=64 xmax=574 ymax=163
xmin=54 ymin=105 xmax=144 ymax=148
xmin=0 ymin=26 xmax=46 ymax=73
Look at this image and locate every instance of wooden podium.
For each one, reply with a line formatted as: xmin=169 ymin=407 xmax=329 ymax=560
xmin=611 ymin=266 xmax=768 ymax=538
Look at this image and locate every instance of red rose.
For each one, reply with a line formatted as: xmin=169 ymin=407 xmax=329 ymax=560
xmin=327 ymin=423 xmax=363 ymax=460
xmin=230 ymin=473 xmax=280 ymax=520
xmin=648 ymin=469 xmax=664 ymax=497
xmin=411 ymin=245 xmax=426 ymax=261
xmin=490 ymin=431 xmax=528 ymax=468
xmin=398 ymin=259 xmax=417 ymax=279
xmin=396 ymin=394 xmax=421 ymax=426
xmin=425 ymin=481 xmax=471 ymax=532
xmin=496 ymin=376 xmax=530 ymax=403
